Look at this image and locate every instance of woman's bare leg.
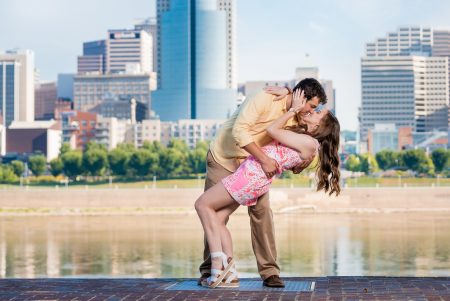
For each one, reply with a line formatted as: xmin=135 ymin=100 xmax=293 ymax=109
xmin=216 ymin=203 xmax=240 ymax=258
xmin=195 ymin=182 xmax=237 ymax=272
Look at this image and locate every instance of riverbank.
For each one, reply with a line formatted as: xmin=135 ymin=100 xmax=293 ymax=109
xmin=0 ymin=187 xmax=449 ymax=215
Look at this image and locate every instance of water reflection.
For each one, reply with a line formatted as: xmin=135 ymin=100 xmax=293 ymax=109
xmin=0 ymin=213 xmax=449 ymax=278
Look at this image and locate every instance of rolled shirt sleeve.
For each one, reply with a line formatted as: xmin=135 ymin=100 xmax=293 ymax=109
xmin=232 ymin=92 xmax=273 ymax=148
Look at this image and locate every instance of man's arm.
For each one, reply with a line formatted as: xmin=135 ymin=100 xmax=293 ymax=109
xmin=243 ymin=142 xmax=279 ymax=178
xmin=231 ymin=92 xmax=279 ymax=178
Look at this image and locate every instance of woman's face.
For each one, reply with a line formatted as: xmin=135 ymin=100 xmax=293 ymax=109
xmin=303 ymin=108 xmax=328 ymax=134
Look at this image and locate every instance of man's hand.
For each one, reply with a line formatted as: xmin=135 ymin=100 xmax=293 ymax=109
xmin=263 ymin=86 xmax=290 ymax=101
xmin=261 ymin=157 xmax=280 ymax=178
xmin=292 ymin=155 xmax=314 ymax=174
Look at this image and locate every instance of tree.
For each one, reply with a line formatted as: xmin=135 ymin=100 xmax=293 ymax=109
xmin=345 ymin=154 xmax=360 ymax=172
xmin=83 ymin=147 xmax=108 ymax=177
xmin=422 ymin=156 xmax=435 ymax=176
xmin=128 ymin=149 xmax=159 ymax=177
xmin=10 ymin=160 xmax=25 ymax=177
xmin=401 ymin=149 xmax=434 ymax=175
xmin=84 ymin=141 xmax=107 ymax=153
xmin=157 ymin=148 xmax=182 ymax=179
xmin=152 ymin=139 xmax=192 ymax=178
xmin=375 ymin=150 xmax=399 ymax=170
xmin=28 ymin=155 xmax=47 ymax=176
xmin=49 ymin=158 xmax=64 ymax=177
xmin=431 ymin=148 xmax=450 ymax=174
xmin=189 ymin=147 xmax=207 ymax=174
xmin=61 ymin=151 xmax=83 ymax=179
xmin=168 ymin=139 xmax=190 ymax=154
xmin=0 ymin=165 xmax=19 ymax=183
xmin=108 ymin=148 xmax=130 ymax=176
xmin=142 ymin=141 xmax=166 ymax=158
xmin=116 ymin=143 xmax=136 ymax=152
xmin=142 ymin=141 xmax=157 ymax=151
xmin=195 ymin=141 xmax=209 ymax=152
xmin=59 ymin=143 xmax=71 ymax=156
xmin=359 ymin=153 xmax=379 ymax=174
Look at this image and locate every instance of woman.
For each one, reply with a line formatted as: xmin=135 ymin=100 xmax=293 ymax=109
xmin=195 ymin=89 xmax=341 ymax=288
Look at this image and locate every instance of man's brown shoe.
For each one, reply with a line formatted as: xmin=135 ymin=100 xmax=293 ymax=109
xmin=197 ymin=273 xmax=211 ymax=286
xmin=263 ymin=275 xmax=285 ymax=288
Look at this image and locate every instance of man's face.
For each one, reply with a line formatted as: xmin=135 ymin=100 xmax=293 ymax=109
xmin=299 ymin=96 xmax=321 ymax=116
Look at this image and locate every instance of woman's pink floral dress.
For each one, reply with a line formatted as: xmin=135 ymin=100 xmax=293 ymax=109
xmin=222 ymin=140 xmax=319 ymax=206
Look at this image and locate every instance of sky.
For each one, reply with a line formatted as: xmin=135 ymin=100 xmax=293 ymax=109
xmin=1 ymin=0 xmax=450 ymax=130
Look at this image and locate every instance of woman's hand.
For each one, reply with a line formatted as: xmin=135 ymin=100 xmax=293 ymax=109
xmin=291 ymin=89 xmax=307 ymax=113
xmin=292 ymin=154 xmax=314 ymax=174
xmin=263 ymin=86 xmax=290 ymax=101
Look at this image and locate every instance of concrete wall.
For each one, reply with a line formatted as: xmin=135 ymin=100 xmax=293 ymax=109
xmin=0 ymin=187 xmax=449 ymax=213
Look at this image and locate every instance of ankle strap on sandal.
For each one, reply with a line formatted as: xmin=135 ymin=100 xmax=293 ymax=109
xmin=210 ymin=252 xmax=224 ymax=259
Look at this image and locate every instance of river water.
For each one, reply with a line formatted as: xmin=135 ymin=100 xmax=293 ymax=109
xmin=0 ymin=213 xmax=449 ymax=278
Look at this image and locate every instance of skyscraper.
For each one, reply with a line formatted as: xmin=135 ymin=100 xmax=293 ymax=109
xmin=134 ymin=18 xmax=157 ymax=73
xmin=321 ymin=80 xmax=335 ymax=115
xmin=77 ymin=40 xmax=106 ymax=74
xmin=0 ymin=49 xmax=35 ymax=126
xmin=152 ymin=0 xmax=236 ymax=121
xmin=295 ymin=55 xmax=319 ymax=80
xmin=106 ymin=29 xmax=153 ymax=74
xmin=365 ymin=27 xmax=432 ymax=57
xmin=360 ymin=27 xmax=450 ymax=142
xmin=433 ymin=29 xmax=450 ymax=126
xmin=35 ymin=81 xmax=57 ymax=120
xmin=57 ymin=74 xmax=75 ymax=101
xmin=156 ymin=0 xmax=171 ymax=87
xmin=73 ymin=73 xmax=154 ymax=112
xmin=433 ymin=30 xmax=450 ymax=57
xmin=217 ymin=0 xmax=236 ymax=89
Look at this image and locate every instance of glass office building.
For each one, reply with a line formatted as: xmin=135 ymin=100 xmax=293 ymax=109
xmin=0 ymin=63 xmax=16 ymax=126
xmin=152 ymin=0 xmax=236 ymax=121
xmin=0 ymin=49 xmax=35 ymax=127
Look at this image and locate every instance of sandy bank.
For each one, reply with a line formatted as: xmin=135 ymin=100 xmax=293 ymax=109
xmin=1 ymin=187 xmax=449 ymax=215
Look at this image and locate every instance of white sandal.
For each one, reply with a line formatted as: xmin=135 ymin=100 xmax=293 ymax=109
xmin=218 ymin=257 xmax=239 ymax=288
xmin=201 ymin=252 xmax=233 ymax=288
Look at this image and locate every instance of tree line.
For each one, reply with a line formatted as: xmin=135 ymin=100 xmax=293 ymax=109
xmin=344 ymin=148 xmax=450 ymax=176
xmin=0 ymin=140 xmax=209 ymax=183
xmin=1 ymin=143 xmax=449 ymax=184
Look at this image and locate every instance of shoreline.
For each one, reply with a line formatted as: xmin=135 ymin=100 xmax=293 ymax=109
xmin=0 ymin=209 xmax=450 ymax=217
xmin=1 ymin=187 xmax=449 ymax=216
xmin=1 ymin=207 xmax=450 ymax=216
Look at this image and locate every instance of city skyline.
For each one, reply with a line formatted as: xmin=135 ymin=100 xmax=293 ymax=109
xmin=2 ymin=0 xmax=450 ymax=130
xmin=359 ymin=26 xmax=450 ymax=143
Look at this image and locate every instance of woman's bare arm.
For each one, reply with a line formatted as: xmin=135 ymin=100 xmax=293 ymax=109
xmin=266 ymin=111 xmax=317 ymax=160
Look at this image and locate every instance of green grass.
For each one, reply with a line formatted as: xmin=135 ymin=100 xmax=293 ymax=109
xmin=345 ymin=177 xmax=450 ymax=187
xmin=1 ymin=175 xmax=449 ymax=189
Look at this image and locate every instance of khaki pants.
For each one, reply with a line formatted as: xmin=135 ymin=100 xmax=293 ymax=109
xmin=198 ymin=151 xmax=280 ymax=280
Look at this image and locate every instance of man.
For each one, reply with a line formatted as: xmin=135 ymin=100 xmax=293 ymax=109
xmin=199 ymin=78 xmax=327 ymax=287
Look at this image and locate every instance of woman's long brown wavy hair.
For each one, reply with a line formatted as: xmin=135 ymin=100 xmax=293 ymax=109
xmin=287 ymin=112 xmax=341 ymax=196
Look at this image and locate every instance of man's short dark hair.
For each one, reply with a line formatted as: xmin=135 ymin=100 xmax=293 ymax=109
xmin=293 ymin=78 xmax=327 ymax=104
